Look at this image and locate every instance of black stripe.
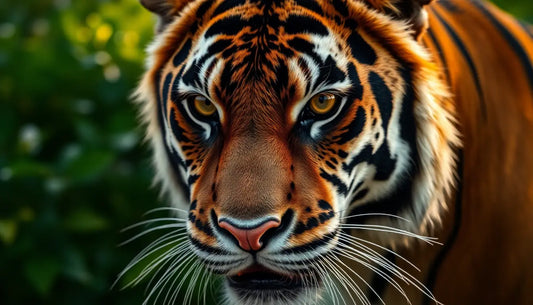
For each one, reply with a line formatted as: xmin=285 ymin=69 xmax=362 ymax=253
xmin=284 ymin=15 xmax=329 ymax=36
xmin=432 ymin=8 xmax=487 ymax=120
xmin=189 ymin=236 xmax=231 ymax=255
xmin=422 ymin=151 xmax=464 ymax=305
xmin=472 ymin=1 xmax=533 ymax=92
xmin=172 ymin=39 xmax=192 ymax=67
xmin=425 ymin=28 xmax=452 ymax=86
xmin=297 ymin=0 xmax=323 ymax=16
xmin=279 ymin=231 xmax=338 ymax=254
xmin=156 ymin=72 xmax=189 ymax=197
xmin=320 ymin=169 xmax=349 ymax=196
xmin=367 ymin=250 xmax=397 ymax=304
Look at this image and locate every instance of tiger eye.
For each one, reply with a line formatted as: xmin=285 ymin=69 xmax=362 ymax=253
xmin=193 ymin=96 xmax=216 ymax=116
xmin=309 ymin=93 xmax=337 ymax=115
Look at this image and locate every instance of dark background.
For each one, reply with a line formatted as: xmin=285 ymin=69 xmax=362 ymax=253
xmin=0 ymin=0 xmax=531 ymax=304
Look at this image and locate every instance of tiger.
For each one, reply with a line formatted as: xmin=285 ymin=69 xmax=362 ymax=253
xmin=124 ymin=0 xmax=533 ymax=304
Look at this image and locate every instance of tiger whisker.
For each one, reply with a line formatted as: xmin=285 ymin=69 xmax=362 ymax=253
xmin=334 ymin=239 xmax=413 ymax=293
xmin=120 ymin=217 xmax=187 ymax=233
xmin=128 ymin=230 xmax=188 ymax=267
xmin=336 ymin=235 xmax=411 ymax=281
xmin=183 ymin=260 xmax=203 ymax=305
xmin=320 ymin=256 xmax=356 ymax=305
xmin=135 ymin=245 xmax=191 ymax=291
xmin=338 ymin=223 xmax=440 ymax=245
xmin=334 ymin=236 xmax=441 ymax=305
xmin=331 ymin=247 xmax=410 ymax=304
xmin=143 ymin=206 xmax=189 ymax=216
xmin=328 ymin=253 xmax=373 ymax=305
xmin=168 ymin=258 xmax=202 ymax=305
xmin=338 ymin=231 xmax=421 ymax=271
xmin=119 ymin=240 xmax=189 ymax=289
xmin=340 ymin=212 xmax=412 ymax=222
xmin=119 ymin=223 xmax=187 ymax=246
xmin=116 ymin=233 xmax=187 ymax=288
xmin=327 ymin=252 xmax=387 ymax=305
xmin=158 ymin=255 xmax=198 ymax=305
xmin=145 ymin=250 xmax=197 ymax=305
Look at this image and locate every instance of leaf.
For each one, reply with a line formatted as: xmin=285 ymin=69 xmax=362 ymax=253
xmin=64 ymin=150 xmax=114 ymax=182
xmin=64 ymin=208 xmax=108 ymax=233
xmin=24 ymin=257 xmax=61 ymax=296
xmin=0 ymin=219 xmax=17 ymax=244
xmin=9 ymin=160 xmax=52 ymax=178
xmin=62 ymin=248 xmax=92 ymax=284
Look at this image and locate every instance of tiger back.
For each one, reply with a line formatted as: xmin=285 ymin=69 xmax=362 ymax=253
xmin=128 ymin=0 xmax=533 ymax=304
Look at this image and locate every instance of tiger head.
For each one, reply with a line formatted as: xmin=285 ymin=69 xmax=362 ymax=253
xmin=135 ymin=0 xmax=459 ymax=303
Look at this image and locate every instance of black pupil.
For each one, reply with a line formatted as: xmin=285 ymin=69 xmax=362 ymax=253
xmin=318 ymin=96 xmax=330 ymax=107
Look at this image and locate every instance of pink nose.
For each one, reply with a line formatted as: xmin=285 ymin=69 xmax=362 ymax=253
xmin=218 ymin=219 xmax=280 ymax=251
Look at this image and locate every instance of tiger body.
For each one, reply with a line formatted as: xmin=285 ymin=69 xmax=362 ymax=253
xmin=131 ymin=0 xmax=533 ymax=304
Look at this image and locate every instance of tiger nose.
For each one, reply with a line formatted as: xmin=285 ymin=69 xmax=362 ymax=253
xmin=218 ymin=218 xmax=281 ymax=251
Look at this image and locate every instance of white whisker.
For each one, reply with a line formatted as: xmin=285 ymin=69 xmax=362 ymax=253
xmin=119 ymin=223 xmax=187 ymax=246
xmin=121 ymin=217 xmax=187 ymax=233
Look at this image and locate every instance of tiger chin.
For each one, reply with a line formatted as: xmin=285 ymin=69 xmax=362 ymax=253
xmin=125 ymin=0 xmax=533 ymax=304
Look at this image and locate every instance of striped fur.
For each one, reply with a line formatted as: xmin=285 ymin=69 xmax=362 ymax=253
xmin=129 ymin=0 xmax=533 ymax=304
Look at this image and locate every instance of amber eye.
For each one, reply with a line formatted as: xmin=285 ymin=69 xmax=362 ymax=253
xmin=309 ymin=93 xmax=337 ymax=115
xmin=193 ymin=96 xmax=216 ymax=116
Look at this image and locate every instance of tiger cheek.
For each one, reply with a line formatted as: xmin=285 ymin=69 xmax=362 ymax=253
xmin=286 ymin=149 xmax=339 ymax=245
xmin=187 ymin=158 xmax=219 ymax=246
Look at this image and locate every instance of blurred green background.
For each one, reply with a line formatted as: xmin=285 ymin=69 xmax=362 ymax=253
xmin=0 ymin=0 xmax=531 ymax=304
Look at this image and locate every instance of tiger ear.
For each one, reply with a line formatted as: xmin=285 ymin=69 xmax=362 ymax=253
xmin=366 ymin=0 xmax=433 ymax=40
xmin=140 ymin=0 xmax=190 ymax=32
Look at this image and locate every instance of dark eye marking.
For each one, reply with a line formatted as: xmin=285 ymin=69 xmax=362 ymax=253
xmin=334 ymin=106 xmax=366 ymax=145
xmin=169 ymin=107 xmax=192 ymax=143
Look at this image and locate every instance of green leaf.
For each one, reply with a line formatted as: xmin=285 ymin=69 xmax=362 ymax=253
xmin=64 ymin=208 xmax=108 ymax=233
xmin=24 ymin=257 xmax=61 ymax=296
xmin=64 ymin=150 xmax=114 ymax=181
xmin=62 ymin=248 xmax=92 ymax=284
xmin=0 ymin=219 xmax=17 ymax=244
xmin=8 ymin=160 xmax=52 ymax=178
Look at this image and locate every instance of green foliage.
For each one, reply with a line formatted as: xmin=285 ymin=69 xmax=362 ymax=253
xmin=0 ymin=0 xmax=158 ymax=304
xmin=0 ymin=0 xmax=531 ymax=305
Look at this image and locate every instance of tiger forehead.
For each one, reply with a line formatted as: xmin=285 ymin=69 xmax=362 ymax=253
xmin=174 ymin=0 xmax=361 ymax=77
xmin=189 ymin=1 xmax=345 ymax=87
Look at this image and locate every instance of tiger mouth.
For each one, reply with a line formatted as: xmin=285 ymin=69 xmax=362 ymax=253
xmin=227 ymin=264 xmax=320 ymax=292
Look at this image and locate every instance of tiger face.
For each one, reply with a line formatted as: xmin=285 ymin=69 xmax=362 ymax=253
xmin=135 ymin=0 xmax=459 ymax=303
